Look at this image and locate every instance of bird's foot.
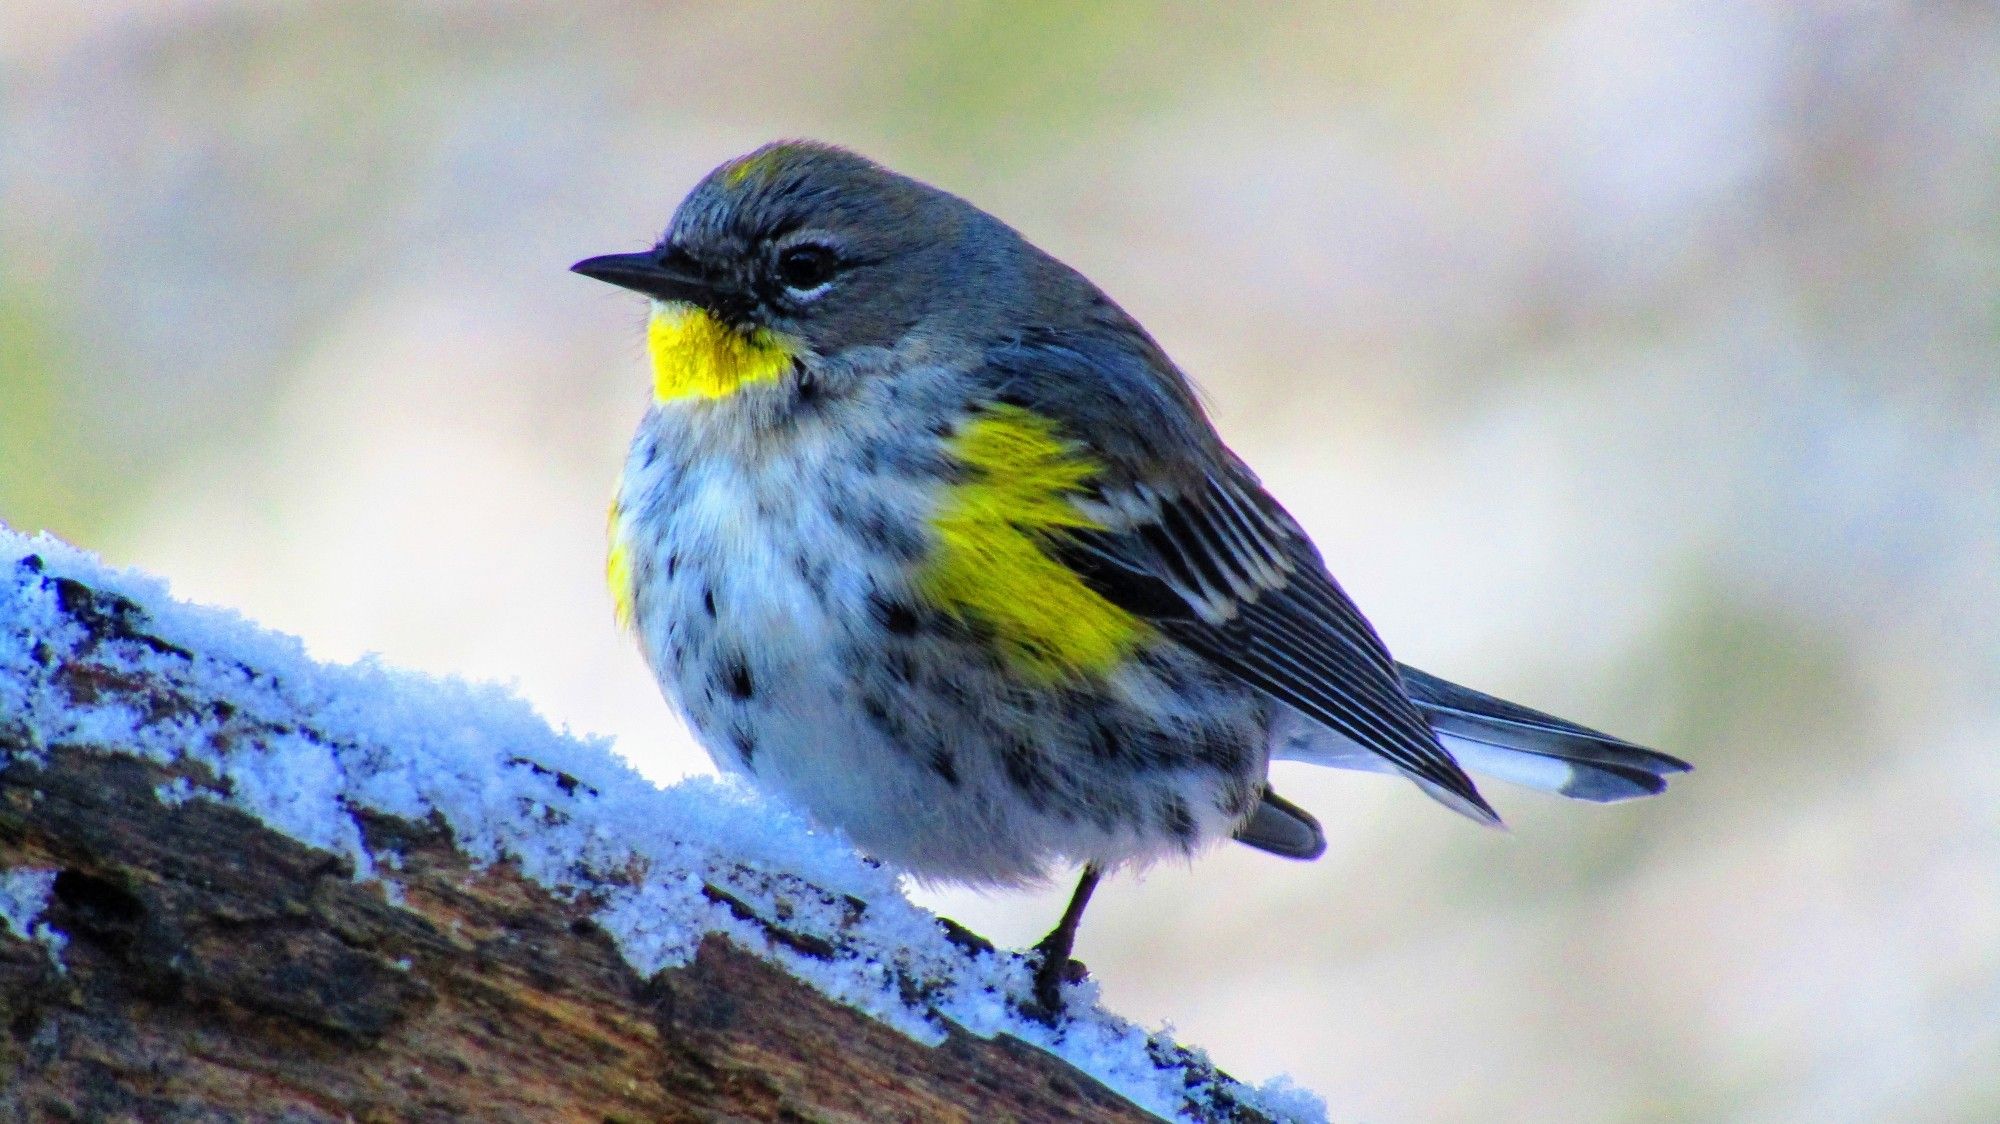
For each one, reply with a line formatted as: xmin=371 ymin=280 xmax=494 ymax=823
xmin=1026 ymin=936 xmax=1090 ymax=1022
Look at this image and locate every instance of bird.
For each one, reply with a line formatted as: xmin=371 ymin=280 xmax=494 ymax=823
xmin=573 ymin=141 xmax=1688 ymax=1016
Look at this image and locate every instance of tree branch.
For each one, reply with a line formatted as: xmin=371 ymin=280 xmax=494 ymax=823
xmin=0 ymin=540 xmax=1320 ymax=1123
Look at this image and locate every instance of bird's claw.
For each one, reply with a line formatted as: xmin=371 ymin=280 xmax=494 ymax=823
xmin=1027 ymin=943 xmax=1090 ymax=1022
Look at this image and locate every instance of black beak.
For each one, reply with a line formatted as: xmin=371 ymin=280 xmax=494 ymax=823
xmin=570 ymin=248 xmax=718 ymax=305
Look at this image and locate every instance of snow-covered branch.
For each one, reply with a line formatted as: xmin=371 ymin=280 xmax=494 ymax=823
xmin=0 ymin=530 xmax=1322 ymax=1123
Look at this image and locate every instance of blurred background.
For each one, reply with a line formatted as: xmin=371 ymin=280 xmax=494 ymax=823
xmin=4 ymin=2 xmax=1996 ymax=1120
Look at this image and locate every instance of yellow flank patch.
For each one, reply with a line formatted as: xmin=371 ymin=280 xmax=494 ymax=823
xmin=606 ymin=499 xmax=634 ymax=630
xmin=919 ymin=405 xmax=1149 ymax=680
xmin=648 ymin=304 xmax=795 ymax=402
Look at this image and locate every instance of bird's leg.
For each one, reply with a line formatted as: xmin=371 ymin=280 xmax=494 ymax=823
xmin=1029 ymin=864 xmax=1101 ymax=1017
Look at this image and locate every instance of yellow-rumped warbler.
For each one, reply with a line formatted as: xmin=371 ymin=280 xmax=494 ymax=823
xmin=574 ymin=141 xmax=1688 ymax=1014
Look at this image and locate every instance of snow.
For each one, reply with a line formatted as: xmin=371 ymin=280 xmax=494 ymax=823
xmin=0 ymin=866 xmax=68 ymax=969
xmin=0 ymin=527 xmax=1324 ymax=1124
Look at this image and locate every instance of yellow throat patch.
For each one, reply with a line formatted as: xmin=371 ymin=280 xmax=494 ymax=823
xmin=919 ymin=405 xmax=1149 ymax=680
xmin=647 ymin=303 xmax=795 ymax=402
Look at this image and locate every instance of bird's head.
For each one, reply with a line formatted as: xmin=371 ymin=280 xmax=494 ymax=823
xmin=573 ymin=141 xmax=1017 ymax=404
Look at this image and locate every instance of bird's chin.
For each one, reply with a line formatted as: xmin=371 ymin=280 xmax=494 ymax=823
xmin=645 ymin=303 xmax=797 ymax=404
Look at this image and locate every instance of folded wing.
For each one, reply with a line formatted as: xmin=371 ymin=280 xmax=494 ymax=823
xmin=1058 ymin=464 xmax=1501 ymax=828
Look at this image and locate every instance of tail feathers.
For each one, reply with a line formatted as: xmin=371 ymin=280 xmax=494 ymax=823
xmin=1398 ymin=664 xmax=1690 ymax=803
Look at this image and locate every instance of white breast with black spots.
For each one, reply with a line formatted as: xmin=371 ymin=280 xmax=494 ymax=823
xmin=615 ymin=402 xmax=1271 ymax=886
xmin=616 ymin=408 xmax=968 ymax=857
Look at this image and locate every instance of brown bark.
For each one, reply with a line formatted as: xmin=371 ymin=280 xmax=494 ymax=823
xmin=0 ymin=564 xmax=1282 ymax=1123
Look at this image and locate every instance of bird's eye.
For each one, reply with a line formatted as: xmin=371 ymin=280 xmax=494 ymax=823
xmin=777 ymin=244 xmax=839 ymax=292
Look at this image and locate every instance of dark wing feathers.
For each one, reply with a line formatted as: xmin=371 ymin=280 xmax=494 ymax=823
xmin=1063 ymin=470 xmax=1499 ymax=825
xmin=977 ymin=331 xmax=1673 ymax=825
